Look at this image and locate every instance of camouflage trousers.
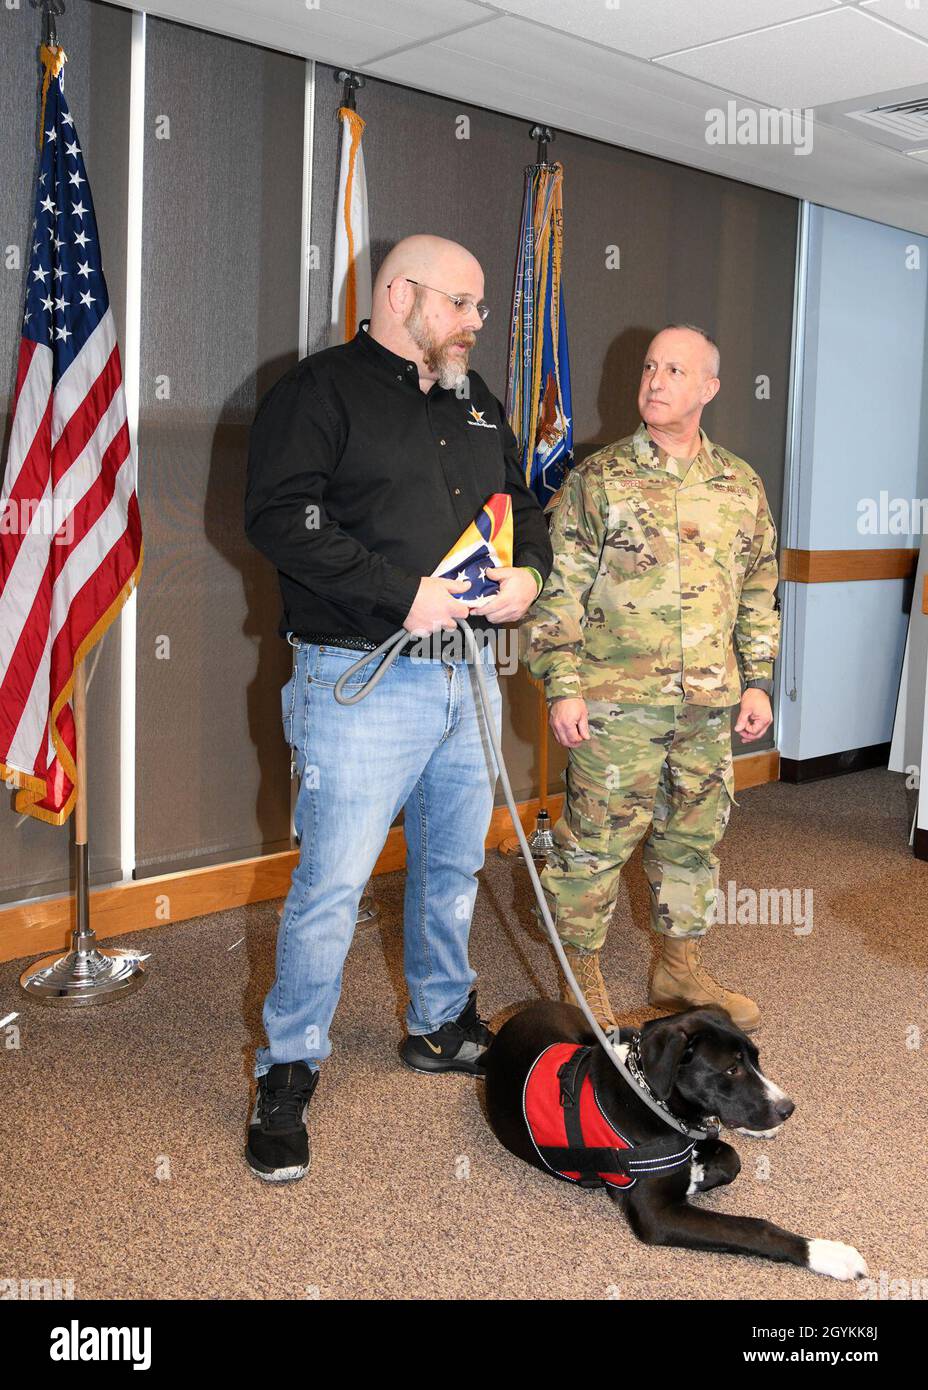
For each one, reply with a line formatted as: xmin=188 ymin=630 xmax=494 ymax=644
xmin=541 ymin=701 xmax=737 ymax=951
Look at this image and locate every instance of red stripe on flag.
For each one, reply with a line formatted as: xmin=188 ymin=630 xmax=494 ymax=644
xmin=0 ymin=421 xmax=130 ymax=746
xmin=0 ymin=573 xmax=52 ymax=761
xmin=52 ymin=507 xmax=140 ymax=689
xmin=51 ymin=342 xmax=124 ymax=487
xmin=11 ymin=336 xmax=38 ymax=409
xmin=18 ymin=512 xmax=141 ymax=820
xmin=0 ymin=341 xmax=53 ymax=583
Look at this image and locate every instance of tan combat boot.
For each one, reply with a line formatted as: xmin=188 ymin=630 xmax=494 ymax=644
xmin=649 ymin=935 xmax=760 ymax=1032
xmin=559 ymin=945 xmax=618 ymax=1032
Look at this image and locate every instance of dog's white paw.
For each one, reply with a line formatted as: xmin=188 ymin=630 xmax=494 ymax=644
xmin=807 ymin=1238 xmax=869 ymax=1281
xmin=686 ymin=1158 xmax=706 ymax=1196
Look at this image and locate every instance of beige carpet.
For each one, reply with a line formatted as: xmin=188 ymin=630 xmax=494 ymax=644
xmin=2 ymin=768 xmax=925 ymax=1301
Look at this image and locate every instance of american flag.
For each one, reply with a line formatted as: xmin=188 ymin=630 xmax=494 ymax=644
xmin=0 ymin=47 xmax=142 ymax=825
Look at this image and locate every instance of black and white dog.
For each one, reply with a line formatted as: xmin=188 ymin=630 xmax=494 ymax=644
xmin=482 ymin=1001 xmax=868 ymax=1281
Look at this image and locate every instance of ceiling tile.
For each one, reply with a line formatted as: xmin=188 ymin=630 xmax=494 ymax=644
xmin=369 ymin=14 xmax=740 ymax=135
xmin=654 ymin=6 xmax=928 ymax=108
xmin=489 ymin=0 xmax=842 ymax=60
xmin=129 ymin=0 xmax=493 ymax=65
xmin=861 ymin=0 xmax=928 ymax=40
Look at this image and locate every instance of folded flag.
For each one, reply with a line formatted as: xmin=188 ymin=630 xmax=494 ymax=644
xmin=431 ymin=494 xmax=513 ymax=606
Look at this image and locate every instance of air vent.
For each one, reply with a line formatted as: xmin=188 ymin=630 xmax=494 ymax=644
xmin=847 ymin=98 xmax=928 ymax=142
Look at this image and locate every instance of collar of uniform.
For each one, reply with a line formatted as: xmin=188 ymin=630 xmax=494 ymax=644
xmin=356 ymin=318 xmax=421 ymax=387
xmin=633 ymin=422 xmax=729 ymax=485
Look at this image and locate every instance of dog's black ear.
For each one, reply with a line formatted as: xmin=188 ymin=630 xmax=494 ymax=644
xmin=639 ymin=1020 xmax=693 ymax=1101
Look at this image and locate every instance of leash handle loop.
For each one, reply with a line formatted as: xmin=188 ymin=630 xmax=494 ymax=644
xmin=332 ymin=630 xmax=414 ymax=705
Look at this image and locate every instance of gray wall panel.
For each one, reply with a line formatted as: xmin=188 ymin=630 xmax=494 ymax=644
xmin=134 ymin=19 xmax=303 ymax=876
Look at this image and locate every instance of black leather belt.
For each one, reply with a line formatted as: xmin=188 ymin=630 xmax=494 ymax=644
xmin=293 ymin=632 xmax=381 ymax=652
xmin=291 ymin=630 xmax=490 ymax=662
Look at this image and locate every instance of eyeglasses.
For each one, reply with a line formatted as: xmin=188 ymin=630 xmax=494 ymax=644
xmin=389 ymin=276 xmax=489 ymax=322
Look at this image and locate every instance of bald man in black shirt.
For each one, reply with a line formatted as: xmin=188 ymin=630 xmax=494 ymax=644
xmin=244 ymin=234 xmax=552 ymax=1181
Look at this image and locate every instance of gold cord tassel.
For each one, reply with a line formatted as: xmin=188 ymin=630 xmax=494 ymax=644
xmin=38 ymin=42 xmax=67 ymax=151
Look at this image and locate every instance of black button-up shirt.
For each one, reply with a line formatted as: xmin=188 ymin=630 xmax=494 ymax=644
xmin=245 ymin=321 xmax=553 ymax=643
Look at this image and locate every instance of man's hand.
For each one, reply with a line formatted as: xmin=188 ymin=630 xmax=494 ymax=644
xmin=550 ymin=696 xmax=591 ymax=748
xmin=475 ymin=567 xmax=538 ymax=624
xmin=404 ymin=576 xmax=473 ymax=636
xmin=734 ymin=688 xmax=772 ymax=743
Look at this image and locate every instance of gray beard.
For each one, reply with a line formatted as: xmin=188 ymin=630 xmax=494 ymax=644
xmin=435 ymin=358 xmax=468 ymax=392
xmin=405 ymin=300 xmax=470 ymax=391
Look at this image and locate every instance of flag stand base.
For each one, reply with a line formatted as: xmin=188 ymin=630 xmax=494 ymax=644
xmin=499 ymin=807 xmax=554 ymax=868
xmin=19 ymin=839 xmax=146 ymax=1006
xmin=356 ymin=891 xmax=378 ymax=925
xmin=19 ymin=936 xmax=146 ymax=1005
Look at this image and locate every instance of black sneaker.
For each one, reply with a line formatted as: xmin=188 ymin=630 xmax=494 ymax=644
xmin=399 ymin=990 xmax=494 ymax=1076
xmin=246 ymin=1062 xmax=319 ymax=1182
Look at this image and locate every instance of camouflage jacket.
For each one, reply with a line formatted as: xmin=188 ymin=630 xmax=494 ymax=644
xmin=520 ymin=424 xmax=780 ymax=707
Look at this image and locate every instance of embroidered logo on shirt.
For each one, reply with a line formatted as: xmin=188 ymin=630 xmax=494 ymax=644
xmin=466 ymin=406 xmax=497 ymax=430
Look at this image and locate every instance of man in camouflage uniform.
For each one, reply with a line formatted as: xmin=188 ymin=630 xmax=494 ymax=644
xmin=520 ymin=324 xmax=779 ymax=1032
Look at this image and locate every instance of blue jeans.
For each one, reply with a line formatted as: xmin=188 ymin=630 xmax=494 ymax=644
xmin=254 ymin=638 xmax=502 ymax=1077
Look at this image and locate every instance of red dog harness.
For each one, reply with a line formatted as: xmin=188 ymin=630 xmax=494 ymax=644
xmin=523 ymin=1043 xmax=696 ymax=1190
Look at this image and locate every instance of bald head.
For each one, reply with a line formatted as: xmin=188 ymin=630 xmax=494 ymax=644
xmin=373 ymin=235 xmax=483 ymax=307
xmin=369 ymin=235 xmax=486 ymax=392
xmin=638 ymin=324 xmax=721 ymax=446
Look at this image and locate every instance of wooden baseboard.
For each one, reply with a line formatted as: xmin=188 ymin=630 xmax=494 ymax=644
xmin=733 ymin=746 xmax=779 ymax=791
xmin=0 ymin=749 xmax=780 ymax=967
xmin=780 ymin=547 xmax=918 ymax=583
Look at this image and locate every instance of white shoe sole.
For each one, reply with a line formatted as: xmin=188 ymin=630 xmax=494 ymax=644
xmin=246 ymin=1158 xmax=308 ymax=1182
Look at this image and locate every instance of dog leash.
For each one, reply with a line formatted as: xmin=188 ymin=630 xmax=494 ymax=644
xmin=333 ymin=618 xmax=712 ymax=1142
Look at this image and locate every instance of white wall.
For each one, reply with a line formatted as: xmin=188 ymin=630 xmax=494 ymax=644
xmin=778 ymin=205 xmax=928 ymax=763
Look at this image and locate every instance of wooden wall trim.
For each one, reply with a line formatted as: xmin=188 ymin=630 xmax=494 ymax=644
xmin=780 ymin=547 xmax=918 ymax=583
xmin=0 ymin=749 xmax=778 ymax=966
xmin=733 ymin=747 xmax=779 ymax=791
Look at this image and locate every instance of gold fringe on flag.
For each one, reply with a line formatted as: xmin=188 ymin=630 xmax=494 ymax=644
xmin=38 ymin=43 xmax=67 ymax=151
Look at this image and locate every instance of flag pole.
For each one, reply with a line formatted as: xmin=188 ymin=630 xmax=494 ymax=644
xmin=331 ymin=68 xmax=377 ymax=928
xmin=499 ymin=130 xmax=568 ymax=863
xmin=20 ymin=660 xmax=147 ymax=1004
xmin=18 ymin=0 xmax=146 ymax=1004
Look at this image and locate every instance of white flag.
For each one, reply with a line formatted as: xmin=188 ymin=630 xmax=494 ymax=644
xmin=330 ymin=107 xmax=371 ymax=346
